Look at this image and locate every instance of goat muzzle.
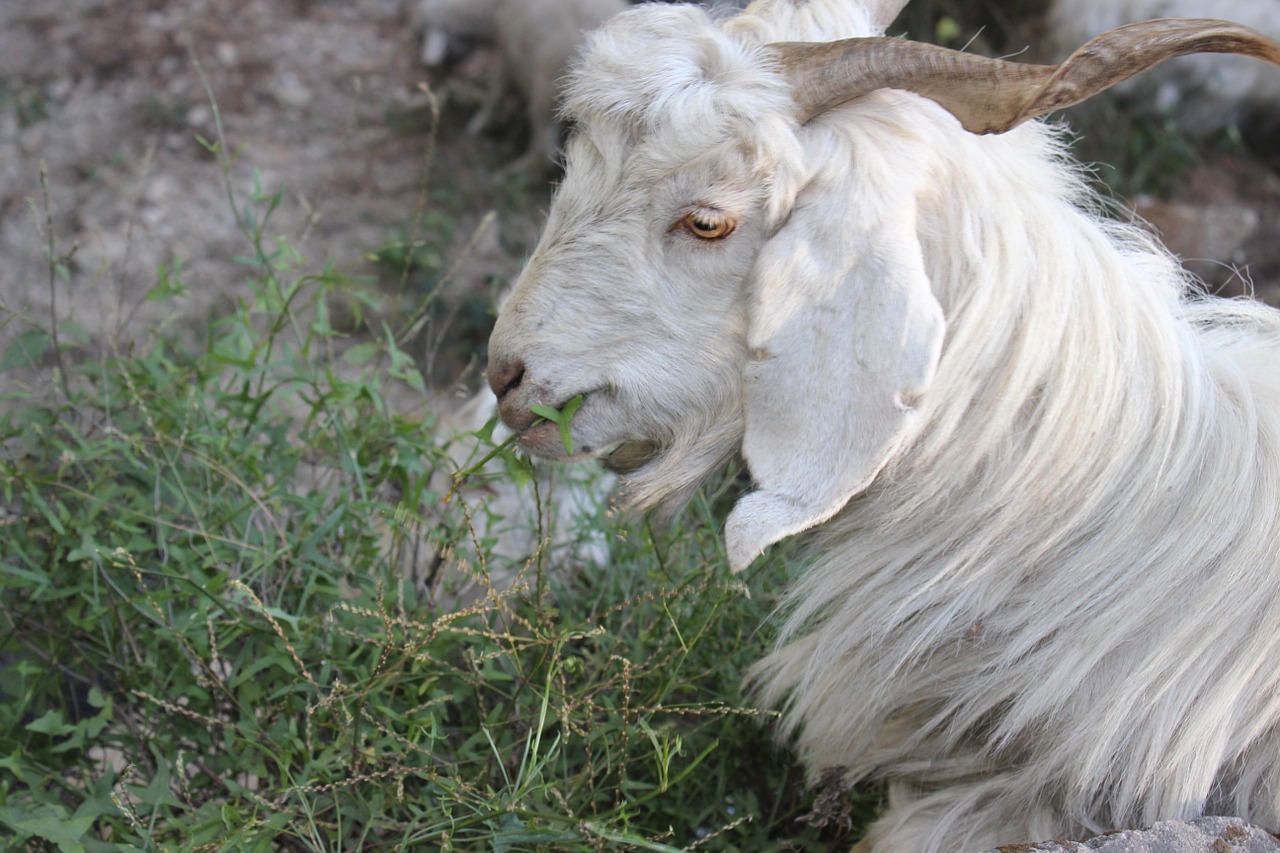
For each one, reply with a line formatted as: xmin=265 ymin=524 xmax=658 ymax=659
xmin=488 ymin=356 xmax=544 ymax=432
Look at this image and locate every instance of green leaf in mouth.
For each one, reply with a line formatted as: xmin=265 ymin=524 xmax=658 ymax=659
xmin=530 ymin=394 xmax=586 ymax=455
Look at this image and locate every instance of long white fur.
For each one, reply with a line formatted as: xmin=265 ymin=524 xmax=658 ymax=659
xmin=486 ymin=1 xmax=1280 ymax=849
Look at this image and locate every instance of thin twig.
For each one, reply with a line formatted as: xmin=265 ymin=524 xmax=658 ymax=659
xmin=39 ymin=162 xmax=72 ymax=402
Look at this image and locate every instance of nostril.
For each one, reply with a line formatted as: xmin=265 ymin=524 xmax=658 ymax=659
xmin=487 ymin=357 xmax=526 ymax=401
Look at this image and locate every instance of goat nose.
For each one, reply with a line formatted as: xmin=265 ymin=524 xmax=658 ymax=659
xmin=487 ymin=357 xmax=526 ymax=401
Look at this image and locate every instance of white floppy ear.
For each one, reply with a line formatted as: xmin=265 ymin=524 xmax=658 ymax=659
xmin=726 ymin=182 xmax=944 ymax=572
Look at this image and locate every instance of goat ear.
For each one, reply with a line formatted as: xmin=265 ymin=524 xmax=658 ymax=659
xmin=726 ymin=187 xmax=943 ymax=572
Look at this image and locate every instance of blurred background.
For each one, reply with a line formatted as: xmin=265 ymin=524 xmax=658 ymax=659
xmin=3 ymin=0 xmax=1277 ymax=402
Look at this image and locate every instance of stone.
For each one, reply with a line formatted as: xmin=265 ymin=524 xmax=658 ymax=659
xmin=987 ymin=817 xmax=1280 ymax=853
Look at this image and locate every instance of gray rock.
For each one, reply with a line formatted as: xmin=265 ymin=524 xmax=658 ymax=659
xmin=987 ymin=817 xmax=1280 ymax=852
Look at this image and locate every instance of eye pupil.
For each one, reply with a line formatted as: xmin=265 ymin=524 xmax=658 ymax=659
xmin=682 ymin=210 xmax=735 ymax=240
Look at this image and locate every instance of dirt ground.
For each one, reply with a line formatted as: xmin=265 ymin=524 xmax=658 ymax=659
xmin=0 ymin=0 xmax=552 ymax=397
xmin=2 ymin=0 xmax=1278 ymax=399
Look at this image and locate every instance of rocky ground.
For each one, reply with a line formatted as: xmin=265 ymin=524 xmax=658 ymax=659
xmin=2 ymin=0 xmax=1278 ymax=399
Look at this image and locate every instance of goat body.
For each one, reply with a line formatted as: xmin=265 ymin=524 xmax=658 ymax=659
xmin=486 ymin=1 xmax=1280 ymax=849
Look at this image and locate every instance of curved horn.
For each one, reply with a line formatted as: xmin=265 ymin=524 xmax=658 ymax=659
xmin=771 ymin=18 xmax=1280 ymax=134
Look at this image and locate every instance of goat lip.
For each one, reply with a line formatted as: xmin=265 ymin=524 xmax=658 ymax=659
xmin=517 ymin=427 xmax=658 ymax=473
xmin=508 ymin=387 xmax=604 ymax=455
xmin=497 ymin=399 xmax=539 ymax=433
xmin=516 ymin=420 xmax=567 ymax=456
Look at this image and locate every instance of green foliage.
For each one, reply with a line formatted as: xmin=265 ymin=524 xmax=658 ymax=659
xmin=0 ymin=107 xmax=869 ymax=853
xmin=530 ymin=397 xmax=585 ymax=456
xmin=0 ymin=77 xmax=55 ymax=130
xmin=891 ymin=0 xmax=1053 ymax=54
xmin=1062 ymin=102 xmax=1213 ymax=200
xmin=366 ymin=212 xmax=454 ymax=279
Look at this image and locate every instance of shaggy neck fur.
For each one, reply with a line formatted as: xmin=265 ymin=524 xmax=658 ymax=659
xmin=751 ymin=98 xmax=1280 ymax=850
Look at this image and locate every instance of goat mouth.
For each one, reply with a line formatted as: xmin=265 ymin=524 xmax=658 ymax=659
xmin=603 ymin=440 xmax=660 ymax=474
xmin=507 ymin=388 xmax=659 ymax=471
xmin=516 ymin=423 xmax=658 ymax=472
xmin=515 ymin=419 xmax=563 ymax=454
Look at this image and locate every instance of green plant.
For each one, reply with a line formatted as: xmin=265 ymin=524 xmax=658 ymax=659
xmin=0 ymin=63 xmax=872 ymax=853
xmin=1058 ymin=99 xmax=1206 ymax=200
xmin=0 ymin=277 xmax=868 ymax=849
xmin=530 ymin=396 xmax=584 ymax=455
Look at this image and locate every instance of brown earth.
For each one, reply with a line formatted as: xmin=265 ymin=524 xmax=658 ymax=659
xmin=0 ymin=0 xmax=553 ymax=397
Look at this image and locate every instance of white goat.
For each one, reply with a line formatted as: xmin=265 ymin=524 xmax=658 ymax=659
xmin=486 ymin=0 xmax=1280 ymax=850
xmin=412 ymin=0 xmax=627 ymax=172
xmin=1047 ymin=0 xmax=1280 ymax=133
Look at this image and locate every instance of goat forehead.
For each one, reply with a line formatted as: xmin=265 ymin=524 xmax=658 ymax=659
xmin=564 ymin=6 xmax=790 ymax=142
xmin=560 ymin=123 xmax=759 ymax=206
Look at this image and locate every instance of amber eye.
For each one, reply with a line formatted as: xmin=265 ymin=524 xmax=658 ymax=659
xmin=678 ymin=209 xmax=736 ymax=241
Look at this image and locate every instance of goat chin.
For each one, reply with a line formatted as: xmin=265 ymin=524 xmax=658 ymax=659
xmin=485 ymin=1 xmax=1280 ymax=850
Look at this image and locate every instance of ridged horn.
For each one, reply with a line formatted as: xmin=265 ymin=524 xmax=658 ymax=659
xmin=770 ymin=18 xmax=1280 ymax=134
